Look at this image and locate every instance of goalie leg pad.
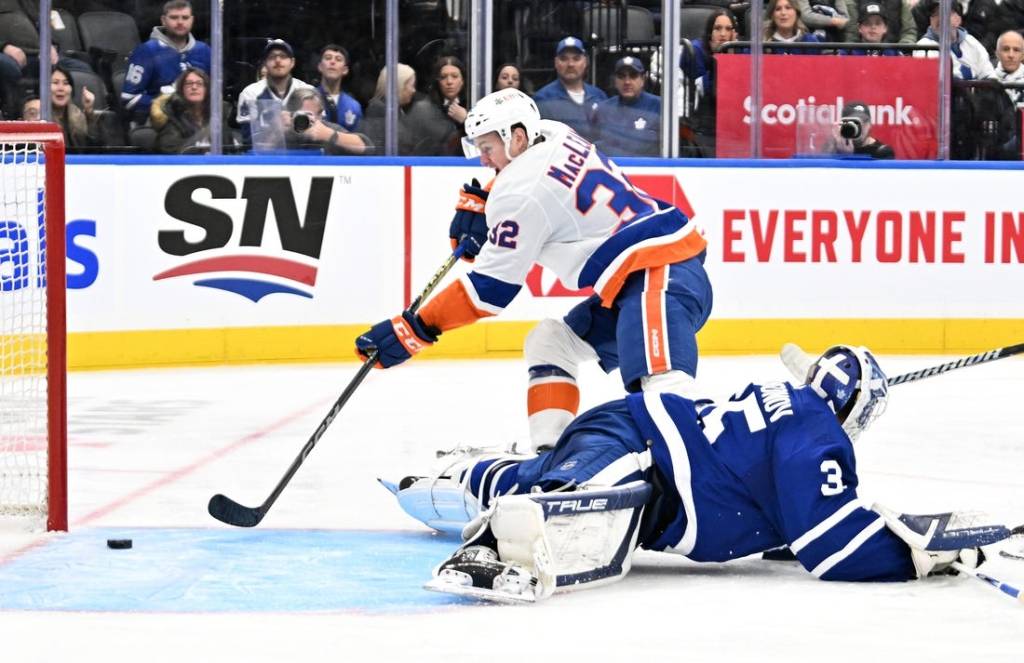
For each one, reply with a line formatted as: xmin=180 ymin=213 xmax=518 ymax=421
xmin=426 ymin=481 xmax=652 ymax=602
xmin=494 ymin=481 xmax=652 ymax=596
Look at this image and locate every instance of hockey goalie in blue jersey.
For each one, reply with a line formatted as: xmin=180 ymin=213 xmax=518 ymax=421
xmin=382 ymin=345 xmax=1010 ymax=602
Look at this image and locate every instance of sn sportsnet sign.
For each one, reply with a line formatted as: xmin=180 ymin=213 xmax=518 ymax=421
xmin=154 ymin=175 xmax=332 ymax=301
xmin=715 ymin=55 xmax=939 ymax=159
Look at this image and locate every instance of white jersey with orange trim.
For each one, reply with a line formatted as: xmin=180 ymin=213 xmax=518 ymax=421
xmin=419 ymin=120 xmax=705 ymax=333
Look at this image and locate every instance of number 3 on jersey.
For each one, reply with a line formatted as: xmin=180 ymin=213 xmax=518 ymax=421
xmin=575 ymin=159 xmax=655 ymax=223
xmin=820 ymin=460 xmax=844 ymax=496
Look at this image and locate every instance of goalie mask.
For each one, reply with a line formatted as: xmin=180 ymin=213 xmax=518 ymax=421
xmin=806 ymin=345 xmax=889 ymax=441
xmin=462 ymin=88 xmax=543 ymax=161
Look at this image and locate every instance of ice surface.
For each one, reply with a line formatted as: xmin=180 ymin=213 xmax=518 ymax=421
xmin=1 ymin=354 xmax=1022 ymax=662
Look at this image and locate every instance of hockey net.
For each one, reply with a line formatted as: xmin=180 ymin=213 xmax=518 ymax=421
xmin=0 ymin=123 xmax=66 ymax=531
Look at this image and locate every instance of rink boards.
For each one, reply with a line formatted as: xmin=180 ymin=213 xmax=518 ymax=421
xmin=47 ymin=156 xmax=1024 ymax=368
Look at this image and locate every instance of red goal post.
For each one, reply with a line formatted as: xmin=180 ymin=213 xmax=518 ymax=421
xmin=0 ymin=122 xmax=67 ymax=531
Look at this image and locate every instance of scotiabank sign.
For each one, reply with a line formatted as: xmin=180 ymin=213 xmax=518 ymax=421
xmin=715 ymin=54 xmax=939 ymax=159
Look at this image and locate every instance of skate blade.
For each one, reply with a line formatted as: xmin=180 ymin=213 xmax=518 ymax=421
xmin=423 ymin=578 xmax=537 ymax=604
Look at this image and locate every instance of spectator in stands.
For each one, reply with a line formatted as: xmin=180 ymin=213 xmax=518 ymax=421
xmin=426 ymin=55 xmax=468 ymax=155
xmin=236 ymin=39 xmax=313 ymax=150
xmin=990 ymin=30 xmax=1024 ymax=108
xmin=680 ymin=9 xmax=739 ymax=156
xmin=0 ymin=41 xmax=23 ymax=120
xmin=594 ymin=56 xmax=660 ymax=157
xmin=911 ymin=0 xmax=998 ymax=53
xmin=495 ymin=63 xmax=522 ymax=91
xmin=991 ymin=1 xmax=1024 ymax=51
xmin=914 ymin=0 xmax=993 ymax=80
xmin=839 ymin=3 xmax=904 ymax=55
xmin=845 ymin=0 xmax=917 ymax=44
xmin=682 ymin=8 xmax=738 ymax=105
xmin=533 ymin=36 xmax=607 ymax=141
xmin=823 ymin=100 xmax=895 ymax=157
xmin=794 ymin=0 xmax=850 ymax=42
xmin=363 ymin=63 xmax=416 ymax=153
xmin=315 ymin=44 xmax=362 ymax=132
xmin=0 ymin=21 xmax=87 ymax=120
xmin=764 ymin=0 xmax=824 ymax=53
xmin=49 ymin=64 xmax=100 ymax=148
xmin=363 ymin=63 xmax=448 ymax=155
xmin=282 ymin=87 xmax=372 ymax=155
xmin=20 ymin=94 xmax=39 ymax=120
xmin=121 ymin=0 xmax=211 ymax=126
xmin=150 ymin=67 xmax=236 ymax=154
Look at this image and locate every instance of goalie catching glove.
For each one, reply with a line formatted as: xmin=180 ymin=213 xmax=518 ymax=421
xmin=355 ymin=311 xmax=439 ymax=368
xmin=873 ymin=503 xmax=1011 ymax=578
xmin=449 ymin=178 xmax=489 ymax=261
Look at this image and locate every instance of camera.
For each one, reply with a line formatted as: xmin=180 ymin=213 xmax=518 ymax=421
xmin=292 ymin=111 xmax=315 ymax=133
xmin=839 ymin=117 xmax=864 ymax=141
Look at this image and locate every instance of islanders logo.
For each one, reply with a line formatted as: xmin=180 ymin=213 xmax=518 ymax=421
xmin=153 ymin=175 xmax=332 ymax=302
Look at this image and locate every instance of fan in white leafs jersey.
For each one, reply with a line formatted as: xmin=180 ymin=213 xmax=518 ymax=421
xmin=355 ymin=89 xmax=713 ymax=452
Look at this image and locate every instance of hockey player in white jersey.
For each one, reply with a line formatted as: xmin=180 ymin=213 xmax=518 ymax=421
xmin=382 ymin=345 xmax=1011 ymax=603
xmin=356 ymin=88 xmax=712 ymax=451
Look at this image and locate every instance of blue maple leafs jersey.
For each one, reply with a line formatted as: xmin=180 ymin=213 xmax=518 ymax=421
xmin=122 ymin=31 xmax=212 ymax=119
xmin=626 ymin=383 xmax=916 ymax=581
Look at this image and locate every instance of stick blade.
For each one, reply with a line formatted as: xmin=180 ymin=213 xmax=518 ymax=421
xmin=208 ymin=493 xmax=265 ymax=528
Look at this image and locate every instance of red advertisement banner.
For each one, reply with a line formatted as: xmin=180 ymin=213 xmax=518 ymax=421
xmin=715 ymin=54 xmax=940 ymax=159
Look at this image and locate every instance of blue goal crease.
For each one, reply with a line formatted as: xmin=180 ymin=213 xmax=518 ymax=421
xmin=0 ymin=527 xmax=466 ymax=614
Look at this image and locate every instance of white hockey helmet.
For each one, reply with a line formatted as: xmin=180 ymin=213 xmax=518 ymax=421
xmin=806 ymin=345 xmax=889 ymax=442
xmin=461 ymin=88 xmax=543 ymax=161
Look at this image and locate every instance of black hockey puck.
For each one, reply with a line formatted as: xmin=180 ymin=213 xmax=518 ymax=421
xmin=106 ymin=538 xmax=133 ymax=550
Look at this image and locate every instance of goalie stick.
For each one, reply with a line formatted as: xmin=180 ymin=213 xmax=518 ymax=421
xmin=208 ymin=243 xmax=468 ymax=527
xmin=951 ymin=562 xmax=1024 ymax=604
xmin=781 ymin=342 xmax=1024 ymax=387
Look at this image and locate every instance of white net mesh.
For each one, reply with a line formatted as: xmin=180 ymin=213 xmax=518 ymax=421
xmin=0 ymin=140 xmax=49 ymax=522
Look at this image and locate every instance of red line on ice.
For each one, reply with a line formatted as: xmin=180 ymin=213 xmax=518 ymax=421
xmin=71 ymin=398 xmax=330 ymax=527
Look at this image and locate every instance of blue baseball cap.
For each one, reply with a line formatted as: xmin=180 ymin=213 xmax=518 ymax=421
xmin=262 ymin=38 xmax=294 ymax=61
xmin=555 ymin=36 xmax=585 ymax=56
xmin=614 ymin=56 xmax=645 ymax=73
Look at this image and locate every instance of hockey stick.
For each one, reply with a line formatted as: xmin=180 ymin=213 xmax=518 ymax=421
xmin=951 ymin=561 xmax=1024 ymax=604
xmin=887 ymin=343 xmax=1024 ymax=385
xmin=781 ymin=342 xmax=1024 ymax=387
xmin=208 ymin=244 xmax=467 ymax=527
